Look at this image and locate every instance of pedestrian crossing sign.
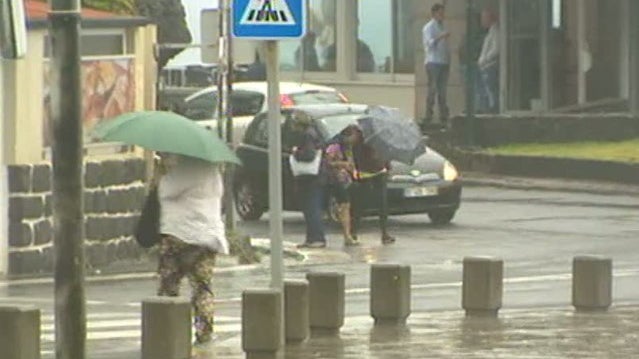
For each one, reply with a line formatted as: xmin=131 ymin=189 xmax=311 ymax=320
xmin=232 ymin=0 xmax=305 ymax=39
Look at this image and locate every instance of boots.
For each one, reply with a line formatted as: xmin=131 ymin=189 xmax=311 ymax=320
xmin=339 ymin=203 xmax=358 ymax=246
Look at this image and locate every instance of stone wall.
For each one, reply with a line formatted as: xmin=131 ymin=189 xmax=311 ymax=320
xmin=7 ymin=157 xmax=147 ymax=276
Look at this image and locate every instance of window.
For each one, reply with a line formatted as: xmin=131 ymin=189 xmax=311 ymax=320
xmin=251 ymin=116 xmax=269 ymax=147
xmin=356 ymin=0 xmax=415 ymax=74
xmin=279 ymin=0 xmax=337 ymax=72
xmin=184 ymin=93 xmax=216 ymax=120
xmin=44 ymin=32 xmax=127 ymax=58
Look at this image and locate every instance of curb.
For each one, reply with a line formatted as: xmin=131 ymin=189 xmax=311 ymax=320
xmin=434 ymin=145 xmax=639 ymax=190
xmin=461 ymin=172 xmax=639 ymax=196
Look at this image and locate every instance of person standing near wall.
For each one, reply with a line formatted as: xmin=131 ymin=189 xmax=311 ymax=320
xmin=478 ymin=8 xmax=500 ymax=113
xmin=421 ymin=3 xmax=451 ymax=131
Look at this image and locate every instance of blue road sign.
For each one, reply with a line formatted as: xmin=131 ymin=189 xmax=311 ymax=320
xmin=232 ymin=0 xmax=306 ymax=40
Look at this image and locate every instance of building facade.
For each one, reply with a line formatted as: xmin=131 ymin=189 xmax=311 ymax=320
xmin=265 ymin=0 xmax=638 ymax=117
xmin=0 ymin=1 xmax=157 ymax=276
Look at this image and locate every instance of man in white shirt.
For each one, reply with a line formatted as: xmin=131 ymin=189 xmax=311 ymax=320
xmin=422 ymin=3 xmax=451 ymax=130
xmin=478 ymin=9 xmax=500 ymax=113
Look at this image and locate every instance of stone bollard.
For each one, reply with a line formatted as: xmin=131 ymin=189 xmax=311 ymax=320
xmin=0 ymin=306 xmax=40 ymax=359
xmin=306 ymin=272 xmax=345 ymax=334
xmin=370 ymin=264 xmax=411 ymax=325
xmin=462 ymin=257 xmax=503 ymax=317
xmin=141 ymin=297 xmax=191 ymax=359
xmin=572 ymin=256 xmax=612 ymax=311
xmin=242 ymin=289 xmax=282 ymax=359
xmin=284 ymin=280 xmax=309 ymax=343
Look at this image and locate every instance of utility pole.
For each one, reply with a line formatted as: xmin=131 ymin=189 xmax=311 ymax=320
xmin=49 ymin=0 xmax=86 ymax=358
xmin=218 ymin=0 xmax=236 ymax=232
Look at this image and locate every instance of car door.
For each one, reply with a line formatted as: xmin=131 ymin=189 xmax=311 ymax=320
xmin=236 ymin=113 xmax=270 ymax=194
xmin=236 ymin=111 xmax=300 ymax=212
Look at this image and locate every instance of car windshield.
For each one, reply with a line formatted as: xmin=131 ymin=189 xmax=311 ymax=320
xmin=316 ymin=113 xmax=365 ymax=140
xmin=290 ymin=91 xmax=346 ymax=105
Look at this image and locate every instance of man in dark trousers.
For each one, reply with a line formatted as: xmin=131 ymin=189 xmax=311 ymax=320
xmin=350 ymin=132 xmax=396 ymax=245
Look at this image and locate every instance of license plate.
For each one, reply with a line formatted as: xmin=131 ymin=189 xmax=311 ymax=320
xmin=404 ymin=186 xmax=438 ymax=198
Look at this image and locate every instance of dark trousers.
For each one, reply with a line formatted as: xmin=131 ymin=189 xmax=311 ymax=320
xmin=297 ymin=177 xmax=326 ymax=243
xmin=480 ymin=62 xmax=500 ymax=113
xmin=350 ymin=174 xmax=389 ymax=237
xmin=425 ymin=63 xmax=450 ymax=123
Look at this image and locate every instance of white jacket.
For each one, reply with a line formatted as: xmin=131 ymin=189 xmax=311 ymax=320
xmin=159 ymin=155 xmax=229 ymax=254
xmin=478 ymin=24 xmax=499 ymax=70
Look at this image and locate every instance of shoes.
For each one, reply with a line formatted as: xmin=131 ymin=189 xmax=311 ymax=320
xmin=193 ymin=333 xmax=216 ymax=347
xmin=381 ymin=234 xmax=396 ymax=245
xmin=344 ymin=236 xmax=360 ymax=247
xmin=297 ymin=241 xmax=327 ymax=249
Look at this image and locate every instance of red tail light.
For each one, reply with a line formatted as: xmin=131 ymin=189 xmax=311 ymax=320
xmin=280 ymin=94 xmax=295 ymax=108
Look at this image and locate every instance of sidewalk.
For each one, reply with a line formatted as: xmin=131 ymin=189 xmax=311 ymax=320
xmin=89 ymin=305 xmax=639 ymax=359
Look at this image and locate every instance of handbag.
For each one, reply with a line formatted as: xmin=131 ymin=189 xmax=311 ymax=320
xmin=289 ymin=150 xmax=322 ymax=177
xmin=134 ymin=186 xmax=161 ymax=248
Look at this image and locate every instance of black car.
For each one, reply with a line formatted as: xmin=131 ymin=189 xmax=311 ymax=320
xmin=233 ymin=104 xmax=462 ymax=225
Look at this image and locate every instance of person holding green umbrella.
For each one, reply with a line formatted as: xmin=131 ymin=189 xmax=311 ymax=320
xmin=93 ymin=111 xmax=240 ymax=345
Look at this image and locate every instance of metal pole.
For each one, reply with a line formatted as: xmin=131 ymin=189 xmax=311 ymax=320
xmin=464 ymin=0 xmax=476 ymax=147
xmin=222 ymin=0 xmax=236 ymax=232
xmin=49 ymin=0 xmax=86 ymax=358
xmin=630 ymin=0 xmax=639 ymax=115
xmin=216 ymin=4 xmax=226 ymax=140
xmin=265 ymin=40 xmax=283 ymax=290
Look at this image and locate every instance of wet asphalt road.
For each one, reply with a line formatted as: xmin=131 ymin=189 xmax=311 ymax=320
xmin=2 ymin=185 xmax=639 ymax=358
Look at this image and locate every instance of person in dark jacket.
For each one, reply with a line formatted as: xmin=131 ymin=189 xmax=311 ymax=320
xmin=350 ymin=129 xmax=396 ymax=245
xmin=290 ymin=112 xmax=328 ymax=248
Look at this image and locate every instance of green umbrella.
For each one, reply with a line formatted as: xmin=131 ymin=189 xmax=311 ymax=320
xmin=92 ymin=111 xmax=240 ymax=165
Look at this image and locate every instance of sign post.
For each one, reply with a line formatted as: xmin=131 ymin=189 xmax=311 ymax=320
xmin=231 ymin=0 xmax=306 ymax=291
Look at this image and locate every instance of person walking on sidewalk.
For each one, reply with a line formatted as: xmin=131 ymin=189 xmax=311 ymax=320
xmin=422 ymin=3 xmax=451 ymax=131
xmin=156 ymin=153 xmax=229 ymax=345
xmin=325 ymin=126 xmax=360 ymax=247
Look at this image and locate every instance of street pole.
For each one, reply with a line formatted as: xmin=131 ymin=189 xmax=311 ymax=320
xmin=49 ymin=0 xmax=86 ymax=358
xmin=265 ymin=38 xmax=285 ymax=350
xmin=464 ymin=0 xmax=476 ymax=148
xmin=265 ymin=40 xmax=283 ymax=290
xmin=222 ymin=0 xmax=236 ymax=232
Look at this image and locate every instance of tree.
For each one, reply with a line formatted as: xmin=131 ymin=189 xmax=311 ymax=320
xmin=82 ymin=0 xmax=192 ymax=68
xmin=135 ymin=0 xmax=192 ymax=68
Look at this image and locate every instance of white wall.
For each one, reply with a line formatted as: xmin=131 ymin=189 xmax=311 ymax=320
xmin=0 ymin=60 xmax=8 ymax=277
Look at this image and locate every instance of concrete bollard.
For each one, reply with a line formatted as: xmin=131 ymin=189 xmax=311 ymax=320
xmin=370 ymin=264 xmax=411 ymax=324
xmin=141 ymin=297 xmax=191 ymax=359
xmin=306 ymin=272 xmax=345 ymax=333
xmin=572 ymin=256 xmax=612 ymax=311
xmin=0 ymin=306 xmax=40 ymax=359
xmin=462 ymin=257 xmax=503 ymax=317
xmin=284 ymin=280 xmax=309 ymax=343
xmin=242 ymin=289 xmax=282 ymax=359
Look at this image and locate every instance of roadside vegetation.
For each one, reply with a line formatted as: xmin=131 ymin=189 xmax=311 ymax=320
xmin=488 ymin=139 xmax=639 ymax=163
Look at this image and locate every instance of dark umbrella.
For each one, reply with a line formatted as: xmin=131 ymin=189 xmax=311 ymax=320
xmin=357 ymin=106 xmax=427 ymax=165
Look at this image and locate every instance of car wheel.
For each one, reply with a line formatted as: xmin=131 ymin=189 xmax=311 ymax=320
xmin=428 ymin=210 xmax=456 ymax=225
xmin=234 ymin=181 xmax=264 ymax=221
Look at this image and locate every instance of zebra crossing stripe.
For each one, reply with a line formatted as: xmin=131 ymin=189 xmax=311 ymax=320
xmin=40 ymin=313 xmax=241 ymax=342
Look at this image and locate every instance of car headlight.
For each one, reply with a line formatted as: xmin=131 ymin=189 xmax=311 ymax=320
xmin=443 ymin=161 xmax=459 ymax=181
